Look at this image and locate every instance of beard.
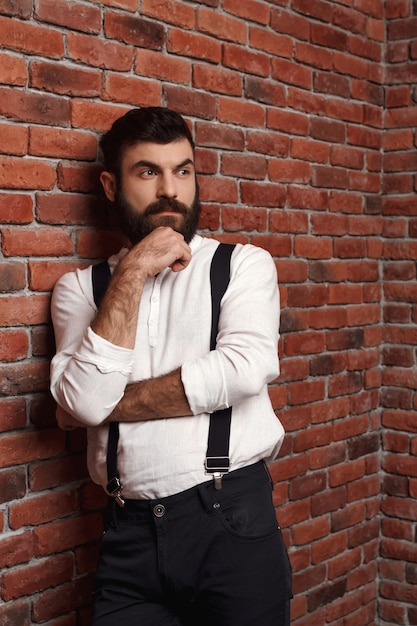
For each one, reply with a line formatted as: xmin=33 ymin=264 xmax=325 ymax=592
xmin=115 ymin=191 xmax=201 ymax=246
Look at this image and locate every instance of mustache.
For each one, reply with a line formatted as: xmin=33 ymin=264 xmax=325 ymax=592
xmin=144 ymin=198 xmax=189 ymax=217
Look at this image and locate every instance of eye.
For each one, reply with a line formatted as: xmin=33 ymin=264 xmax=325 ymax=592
xmin=177 ymin=168 xmax=191 ymax=177
xmin=140 ymin=169 xmax=156 ymax=178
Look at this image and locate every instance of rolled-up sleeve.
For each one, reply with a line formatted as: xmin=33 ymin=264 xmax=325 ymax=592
xmin=181 ymin=245 xmax=280 ymax=415
xmin=50 ymin=269 xmax=133 ymax=426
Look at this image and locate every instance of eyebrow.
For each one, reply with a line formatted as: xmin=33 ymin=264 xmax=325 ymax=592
xmin=131 ymin=158 xmax=195 ymax=172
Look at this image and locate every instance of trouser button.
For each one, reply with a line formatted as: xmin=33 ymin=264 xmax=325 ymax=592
xmin=153 ymin=504 xmax=166 ymax=518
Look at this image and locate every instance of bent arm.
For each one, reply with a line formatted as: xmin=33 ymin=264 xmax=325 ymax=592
xmin=106 ymin=368 xmax=192 ymax=422
xmin=51 ymin=227 xmax=192 ymax=427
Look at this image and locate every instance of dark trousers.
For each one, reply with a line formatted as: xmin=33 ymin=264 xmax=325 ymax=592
xmin=93 ymin=462 xmax=292 ymax=626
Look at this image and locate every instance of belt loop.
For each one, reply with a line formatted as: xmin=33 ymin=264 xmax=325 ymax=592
xmin=197 ymin=481 xmax=216 ymax=514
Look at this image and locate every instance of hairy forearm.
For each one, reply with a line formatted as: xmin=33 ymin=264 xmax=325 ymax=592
xmin=107 ymin=367 xmax=192 ymax=422
xmin=91 ymin=265 xmax=146 ymax=349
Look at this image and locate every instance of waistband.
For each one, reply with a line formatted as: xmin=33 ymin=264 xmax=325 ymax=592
xmin=110 ymin=461 xmax=272 ymax=523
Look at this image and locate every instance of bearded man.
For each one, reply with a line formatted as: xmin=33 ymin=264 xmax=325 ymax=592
xmin=50 ymin=107 xmax=292 ymax=626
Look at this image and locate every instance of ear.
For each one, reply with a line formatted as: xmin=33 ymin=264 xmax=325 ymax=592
xmin=100 ymin=170 xmax=117 ymax=202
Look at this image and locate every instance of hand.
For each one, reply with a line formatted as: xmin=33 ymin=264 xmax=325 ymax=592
xmin=122 ymin=227 xmax=192 ymax=279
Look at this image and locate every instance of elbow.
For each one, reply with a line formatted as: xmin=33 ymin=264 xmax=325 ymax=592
xmin=54 ymin=382 xmax=114 ymax=427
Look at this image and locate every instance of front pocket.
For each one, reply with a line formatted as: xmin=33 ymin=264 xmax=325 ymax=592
xmin=214 ymin=481 xmax=280 ymax=540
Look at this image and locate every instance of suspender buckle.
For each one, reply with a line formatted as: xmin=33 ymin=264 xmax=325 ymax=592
xmin=205 ymin=457 xmax=230 ymax=490
xmin=107 ymin=476 xmax=125 ymax=508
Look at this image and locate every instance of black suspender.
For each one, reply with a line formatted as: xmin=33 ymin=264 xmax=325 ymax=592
xmin=205 ymin=243 xmax=234 ymax=489
xmin=92 ymin=262 xmax=124 ymax=506
xmin=91 ymin=242 xmax=235 ymax=505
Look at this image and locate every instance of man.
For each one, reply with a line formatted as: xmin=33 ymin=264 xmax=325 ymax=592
xmin=50 ymin=107 xmax=292 ymax=626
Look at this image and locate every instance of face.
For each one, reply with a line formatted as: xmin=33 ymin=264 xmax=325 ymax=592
xmin=101 ymin=138 xmax=200 ymax=245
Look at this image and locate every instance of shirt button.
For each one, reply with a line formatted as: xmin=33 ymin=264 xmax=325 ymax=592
xmin=153 ymin=504 xmax=166 ymax=518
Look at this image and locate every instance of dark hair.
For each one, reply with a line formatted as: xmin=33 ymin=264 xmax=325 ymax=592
xmin=99 ymin=107 xmax=195 ymax=175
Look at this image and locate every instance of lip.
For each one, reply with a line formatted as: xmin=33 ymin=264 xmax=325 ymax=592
xmin=153 ymin=211 xmax=183 ymax=217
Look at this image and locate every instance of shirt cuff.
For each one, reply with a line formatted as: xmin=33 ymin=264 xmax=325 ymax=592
xmin=74 ymin=326 xmax=134 ymax=376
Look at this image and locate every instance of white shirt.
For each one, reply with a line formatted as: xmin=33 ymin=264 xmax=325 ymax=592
xmin=50 ymin=235 xmax=285 ymax=498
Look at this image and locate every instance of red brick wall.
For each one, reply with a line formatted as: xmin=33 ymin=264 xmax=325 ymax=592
xmin=0 ymin=1 xmax=415 ymax=624
xmin=380 ymin=2 xmax=417 ymax=625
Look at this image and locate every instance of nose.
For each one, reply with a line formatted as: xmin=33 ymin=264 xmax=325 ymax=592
xmin=157 ymin=172 xmax=177 ymax=199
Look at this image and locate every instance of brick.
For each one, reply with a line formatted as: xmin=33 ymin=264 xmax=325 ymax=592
xmin=292 ymin=516 xmax=330 ymax=546
xmin=290 ymin=469 xmax=327 ymax=498
xmin=0 ymin=156 xmax=56 ymax=190
xmin=32 ymin=575 xmax=94 ymax=622
xmin=0 ymin=531 xmax=34 ymax=568
xmin=193 ymin=63 xmax=242 ymax=96
xmin=0 ymin=330 xmax=28 ymax=361
xmin=0 ymin=122 xmax=27 ymax=156
xmin=75 ymin=228 xmax=128 ymax=260
xmin=196 ymin=7 xmax=247 ymax=43
xmin=0 ymin=599 xmax=31 ymax=626
xmin=308 ymin=576 xmax=347 ymax=613
xmin=251 ymin=235 xmax=291 ymax=257
xmin=311 ymin=486 xmax=347 ymax=516
xmin=2 ymin=228 xmax=73 ymax=257
xmin=240 ymin=181 xmax=286 ymax=207
xmin=223 ymin=43 xmax=270 ymax=77
xmin=222 ymin=0 xmax=270 ymax=24
xmin=9 ymin=489 xmax=79 ymax=529
xmin=34 ymin=513 xmax=103 ymax=556
xmin=267 ymin=108 xmax=309 ymax=136
xmin=269 ymin=159 xmax=311 ymax=184
xmin=0 ymin=262 xmax=26 ymax=292
xmin=30 ymin=60 xmax=101 ymax=97
xmin=222 ymin=207 xmax=266 ymax=233
xmin=269 ymin=210 xmax=308 ymax=235
xmin=196 ymin=122 xmax=244 ymax=150
xmin=0 ymin=194 xmax=33 ymax=224
xmin=141 ymin=0 xmax=195 ymax=28
xmin=313 ymin=165 xmax=349 ymax=189
xmin=348 ymin=518 xmax=379 ymax=548
xmin=284 ymin=331 xmax=326 ymax=356
xmin=2 ymin=553 xmax=74 ymax=600
xmin=0 ymin=361 xmax=51 ymax=396
xmin=0 ymin=294 xmax=51 ymax=326
xmin=135 ymin=48 xmax=191 ymax=84
xmin=294 ymin=235 xmax=333 ymax=259
xmin=0 ymin=0 xmax=32 ymax=17
xmin=291 ymin=137 xmax=329 ymax=164
xmin=270 ymin=8 xmax=310 ymax=41
xmin=328 ymin=546 xmax=362 ymax=580
xmin=70 ymin=100 xmax=129 ymax=133
xmin=36 ymin=0 xmax=101 ymax=33
xmin=295 ymin=41 xmax=333 ymax=70
xmin=312 ymin=22 xmax=349 ymax=51
xmin=250 ymin=26 xmax=293 ymax=57
xmin=270 ymin=452 xmax=309 ymax=482
xmin=104 ymin=11 xmax=165 ymax=48
xmin=36 ymin=193 xmax=102 ymax=226
xmin=0 ymin=467 xmax=26 ymax=504
xmin=165 ymin=85 xmax=216 ymax=119
xmin=0 ymin=398 xmax=26 ymax=432
xmin=168 ymin=29 xmax=221 ymax=63
xmin=30 ymin=455 xmax=88 ymax=491
xmin=67 ymin=31 xmax=132 ymax=71
xmin=246 ymin=130 xmax=289 ymax=157
xmin=29 ymin=127 xmax=97 ymax=160
xmin=29 ymin=260 xmax=87 ymax=292
xmin=0 ymin=16 xmax=65 ymax=58
xmin=218 ymin=96 xmax=265 ymax=127
xmin=271 ymin=57 xmax=312 ymax=90
xmin=103 ymin=73 xmax=161 ymax=108
xmin=314 ymin=70 xmax=350 ymax=98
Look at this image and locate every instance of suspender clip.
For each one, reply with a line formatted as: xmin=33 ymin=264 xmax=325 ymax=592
xmin=107 ymin=476 xmax=125 ymax=508
xmin=205 ymin=457 xmax=230 ymax=490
